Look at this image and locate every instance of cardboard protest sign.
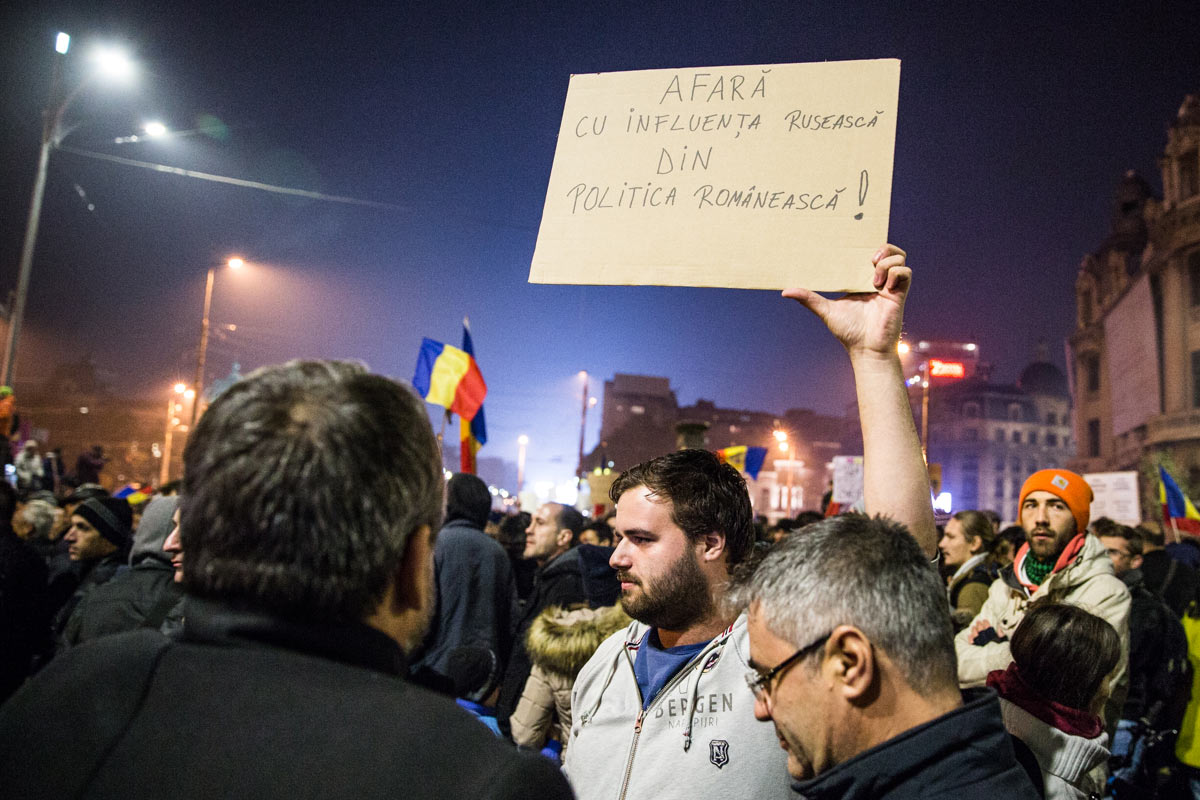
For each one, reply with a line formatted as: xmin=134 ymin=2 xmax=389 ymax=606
xmin=530 ymin=59 xmax=900 ymax=292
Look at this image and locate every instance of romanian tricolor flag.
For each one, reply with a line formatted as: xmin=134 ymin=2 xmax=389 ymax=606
xmin=459 ymin=319 xmax=488 ymax=474
xmin=1159 ymin=465 xmax=1200 ymax=538
xmin=716 ymin=446 xmax=769 ymax=480
xmin=413 ymin=337 xmax=487 ymax=421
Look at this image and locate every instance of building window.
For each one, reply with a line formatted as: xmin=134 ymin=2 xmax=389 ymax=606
xmin=995 ymin=458 xmax=1005 ymax=472
xmin=1087 ymin=419 xmax=1101 ymax=458
xmin=1011 ymin=478 xmax=1022 ymax=497
xmin=1182 ymin=149 xmax=1200 ymax=200
xmin=1046 ymin=433 xmax=1058 ymax=447
xmin=961 ymin=458 xmax=978 ymax=472
xmin=1193 ymin=351 xmax=1200 ymax=408
xmin=1012 ymin=431 xmax=1022 ymax=443
xmin=1080 ymin=288 xmax=1093 ymax=326
xmin=994 ymin=429 xmax=1006 ymax=442
xmin=1046 ymin=412 xmax=1057 ymax=424
xmin=630 ymin=405 xmax=645 ymax=415
xmin=729 ymin=425 xmax=739 ymax=434
xmin=995 ymin=477 xmax=1005 ymax=498
xmin=1190 ymin=251 xmax=1200 ymax=307
xmin=1028 ymin=431 xmax=1037 ymax=445
xmin=1028 ymin=462 xmax=1038 ymax=475
xmin=1008 ymin=404 xmax=1022 ymax=421
xmin=963 ymin=402 xmax=980 ymax=418
xmin=1083 ymin=353 xmax=1101 ymax=394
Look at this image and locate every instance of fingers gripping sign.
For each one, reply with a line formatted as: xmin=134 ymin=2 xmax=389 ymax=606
xmin=781 ymin=243 xmax=909 ymax=357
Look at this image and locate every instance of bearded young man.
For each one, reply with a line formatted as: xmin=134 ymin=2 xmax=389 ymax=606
xmin=955 ymin=468 xmax=1131 ymax=733
xmin=563 ymin=244 xmax=938 ymax=800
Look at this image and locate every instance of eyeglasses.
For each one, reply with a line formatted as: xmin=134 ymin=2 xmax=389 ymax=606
xmin=744 ymin=631 xmax=832 ymax=702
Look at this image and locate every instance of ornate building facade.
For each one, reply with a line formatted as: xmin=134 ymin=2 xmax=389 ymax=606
xmin=1069 ymin=95 xmax=1200 ymax=501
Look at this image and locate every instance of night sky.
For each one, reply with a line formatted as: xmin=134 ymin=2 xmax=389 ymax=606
xmin=1 ymin=1 xmax=1198 ymax=491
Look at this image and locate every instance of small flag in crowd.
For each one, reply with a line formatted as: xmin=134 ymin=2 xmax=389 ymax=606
xmin=1159 ymin=465 xmax=1200 ymax=537
xmin=716 ymin=446 xmax=768 ymax=480
xmin=459 ymin=319 xmax=488 ymax=474
xmin=413 ymin=337 xmax=487 ymax=421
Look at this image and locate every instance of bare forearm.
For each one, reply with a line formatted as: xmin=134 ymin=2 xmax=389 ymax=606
xmin=850 ymin=349 xmax=936 ymax=556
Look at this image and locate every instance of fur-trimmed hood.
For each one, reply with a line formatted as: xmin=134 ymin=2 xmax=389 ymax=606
xmin=526 ymin=604 xmax=631 ymax=679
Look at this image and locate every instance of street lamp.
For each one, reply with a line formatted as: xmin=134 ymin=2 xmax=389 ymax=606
xmin=576 ymin=370 xmax=589 ymax=484
xmin=517 ymin=435 xmax=529 ymax=495
xmin=2 ymin=34 xmax=135 ymax=386
xmin=191 ymin=257 xmax=245 ymax=426
xmin=160 ymin=383 xmax=194 ymax=485
xmin=774 ymin=429 xmax=797 ymax=518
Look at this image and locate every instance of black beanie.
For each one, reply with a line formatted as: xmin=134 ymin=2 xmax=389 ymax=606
xmin=445 ymin=473 xmax=491 ymax=528
xmin=75 ymin=497 xmax=133 ymax=550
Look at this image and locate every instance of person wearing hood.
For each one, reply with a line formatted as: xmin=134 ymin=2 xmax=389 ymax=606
xmin=988 ymin=602 xmax=1119 ymax=799
xmin=410 ymin=473 xmax=516 ymax=685
xmin=956 ymin=469 xmax=1131 ymax=735
xmin=60 ymin=495 xmax=183 ymax=647
xmin=52 ymin=497 xmax=133 ymax=649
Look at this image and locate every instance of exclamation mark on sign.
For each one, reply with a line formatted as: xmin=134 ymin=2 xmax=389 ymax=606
xmin=854 ymin=170 xmax=868 ymax=220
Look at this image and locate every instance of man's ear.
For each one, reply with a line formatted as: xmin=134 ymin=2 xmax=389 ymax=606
xmin=394 ymin=524 xmax=434 ymax=612
xmin=700 ymin=531 xmax=727 ymax=562
xmin=556 ymin=528 xmax=573 ymax=549
xmin=1131 ymin=553 xmax=1144 ymax=571
xmin=827 ymin=626 xmax=876 ymax=702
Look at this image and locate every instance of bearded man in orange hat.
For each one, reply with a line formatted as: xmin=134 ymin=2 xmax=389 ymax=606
xmin=954 ymin=469 xmax=1131 ymax=733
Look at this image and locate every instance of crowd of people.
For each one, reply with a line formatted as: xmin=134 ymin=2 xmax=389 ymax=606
xmin=0 ymin=245 xmax=1196 ymax=798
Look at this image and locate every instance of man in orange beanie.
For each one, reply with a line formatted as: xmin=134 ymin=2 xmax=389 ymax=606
xmin=954 ymin=469 xmax=1131 ymax=734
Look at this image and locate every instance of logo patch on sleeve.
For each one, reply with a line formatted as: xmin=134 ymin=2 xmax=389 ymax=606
xmin=709 ymin=739 xmax=729 ymax=768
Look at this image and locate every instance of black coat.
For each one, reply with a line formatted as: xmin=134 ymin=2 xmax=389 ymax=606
xmin=66 ymin=557 xmax=183 ymax=646
xmin=793 ymin=689 xmax=1041 ymax=799
xmin=0 ymin=598 xmax=573 ymax=800
xmin=497 ymin=547 xmax=589 ymax=723
xmin=411 ymin=519 xmax=517 ymax=681
xmin=0 ymin=527 xmax=47 ymax=701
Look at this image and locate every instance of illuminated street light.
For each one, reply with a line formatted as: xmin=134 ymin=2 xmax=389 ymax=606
xmin=143 ymin=121 xmax=168 ymax=137
xmin=897 ymin=340 xmax=910 ymax=355
xmin=517 ymin=435 xmax=529 ymax=495
xmin=174 ymin=382 xmax=187 ymax=394
xmin=2 ymin=33 xmax=137 ymax=386
xmin=191 ymin=257 xmax=249 ymax=426
xmin=92 ymin=46 xmax=135 ymax=81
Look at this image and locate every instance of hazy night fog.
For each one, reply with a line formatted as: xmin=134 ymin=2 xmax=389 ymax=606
xmin=0 ymin=0 xmax=1198 ymax=489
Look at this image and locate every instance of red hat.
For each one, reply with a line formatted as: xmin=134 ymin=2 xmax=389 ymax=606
xmin=1018 ymin=469 xmax=1093 ymax=535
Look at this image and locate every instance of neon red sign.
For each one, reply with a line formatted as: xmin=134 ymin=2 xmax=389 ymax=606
xmin=929 ymin=359 xmax=965 ymax=378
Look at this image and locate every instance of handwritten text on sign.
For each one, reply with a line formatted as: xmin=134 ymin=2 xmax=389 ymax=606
xmin=530 ymin=60 xmax=901 ymax=292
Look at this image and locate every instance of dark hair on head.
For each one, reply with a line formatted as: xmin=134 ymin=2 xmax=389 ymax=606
xmin=998 ymin=525 xmax=1026 ymax=548
xmin=1136 ymin=523 xmax=1165 ymax=548
xmin=551 ymin=503 xmax=585 ymax=543
xmin=610 ymin=448 xmax=753 ymax=565
xmin=581 ymin=520 xmax=614 ymax=546
xmin=1092 ymin=517 xmax=1142 ymax=556
xmin=1010 ymin=601 xmax=1120 ymax=711
xmin=445 ymin=473 xmax=492 ymax=528
xmin=180 ymin=360 xmax=444 ymax=621
xmin=498 ymin=512 xmax=530 ymax=557
xmin=951 ymin=510 xmax=998 ymax=558
xmin=792 ymin=510 xmax=824 ymax=530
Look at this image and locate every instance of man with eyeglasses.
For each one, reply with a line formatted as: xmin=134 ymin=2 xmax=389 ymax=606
xmin=734 ymin=514 xmax=1040 ymax=797
xmin=564 ymin=246 xmax=946 ymax=800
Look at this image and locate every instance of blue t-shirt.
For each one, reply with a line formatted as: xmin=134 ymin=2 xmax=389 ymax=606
xmin=632 ymin=630 xmax=708 ymax=710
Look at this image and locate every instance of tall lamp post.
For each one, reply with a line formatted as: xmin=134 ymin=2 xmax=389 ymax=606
xmin=159 ymin=382 xmax=194 ymax=485
xmin=191 ymin=257 xmax=244 ymax=426
xmin=576 ymin=370 xmax=594 ymax=484
xmin=3 ymin=35 xmax=134 ymax=386
xmin=774 ymin=429 xmax=796 ymax=518
xmin=517 ymin=434 xmax=529 ymax=495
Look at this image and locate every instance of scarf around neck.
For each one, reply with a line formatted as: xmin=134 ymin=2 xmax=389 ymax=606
xmin=986 ymin=662 xmax=1103 ymax=739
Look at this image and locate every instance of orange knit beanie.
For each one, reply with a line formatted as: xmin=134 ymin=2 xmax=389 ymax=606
xmin=1017 ymin=469 xmax=1093 ymax=535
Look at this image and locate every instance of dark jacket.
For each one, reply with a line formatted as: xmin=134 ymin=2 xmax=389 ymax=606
xmin=0 ymin=598 xmax=573 ymax=800
xmin=412 ymin=518 xmax=517 ymax=680
xmin=498 ymin=546 xmax=590 ymax=723
xmin=0 ymin=527 xmax=48 ymax=701
xmin=66 ymin=558 xmax=183 ymax=646
xmin=53 ymin=550 xmax=126 ymax=646
xmin=1140 ymin=548 xmax=1199 ymax=617
xmin=793 ymin=689 xmax=1041 ymax=799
